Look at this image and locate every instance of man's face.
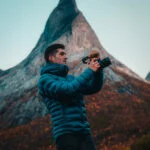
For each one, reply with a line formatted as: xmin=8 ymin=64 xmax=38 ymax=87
xmin=49 ymin=49 xmax=68 ymax=65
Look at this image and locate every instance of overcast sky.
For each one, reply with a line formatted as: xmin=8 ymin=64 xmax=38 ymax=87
xmin=0 ymin=0 xmax=149 ymax=79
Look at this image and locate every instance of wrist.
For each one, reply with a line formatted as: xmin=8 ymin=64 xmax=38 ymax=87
xmin=88 ymin=67 xmax=97 ymax=72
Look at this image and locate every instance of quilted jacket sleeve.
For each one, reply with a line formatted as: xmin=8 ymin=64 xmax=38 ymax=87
xmin=79 ymin=69 xmax=104 ymax=95
xmin=38 ymin=68 xmax=94 ymax=98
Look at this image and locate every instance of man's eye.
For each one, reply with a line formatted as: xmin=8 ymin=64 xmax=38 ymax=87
xmin=60 ymin=52 xmax=65 ymax=55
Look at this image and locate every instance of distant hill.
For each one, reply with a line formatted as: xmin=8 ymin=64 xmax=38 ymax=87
xmin=0 ymin=69 xmax=3 ymax=73
xmin=145 ymin=72 xmax=150 ymax=81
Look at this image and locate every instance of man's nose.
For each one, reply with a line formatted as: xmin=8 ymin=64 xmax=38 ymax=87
xmin=64 ymin=55 xmax=68 ymax=59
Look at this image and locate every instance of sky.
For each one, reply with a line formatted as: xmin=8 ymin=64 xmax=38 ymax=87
xmin=0 ymin=0 xmax=149 ymax=79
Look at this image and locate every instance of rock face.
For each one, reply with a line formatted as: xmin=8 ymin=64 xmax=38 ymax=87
xmin=145 ymin=72 xmax=150 ymax=81
xmin=0 ymin=0 xmax=149 ymax=139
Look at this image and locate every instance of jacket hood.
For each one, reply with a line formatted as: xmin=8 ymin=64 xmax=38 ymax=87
xmin=40 ymin=62 xmax=69 ymax=77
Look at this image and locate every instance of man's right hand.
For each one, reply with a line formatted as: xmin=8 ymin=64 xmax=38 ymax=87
xmin=88 ymin=58 xmax=101 ymax=72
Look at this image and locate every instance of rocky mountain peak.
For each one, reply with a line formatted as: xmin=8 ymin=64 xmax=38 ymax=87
xmin=0 ymin=1 xmax=149 ymax=145
xmin=0 ymin=1 xmax=150 ymax=149
xmin=43 ymin=0 xmax=79 ymax=43
xmin=58 ymin=0 xmax=77 ymax=7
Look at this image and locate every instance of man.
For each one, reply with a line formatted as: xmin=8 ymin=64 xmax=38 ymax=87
xmin=38 ymin=43 xmax=104 ymax=150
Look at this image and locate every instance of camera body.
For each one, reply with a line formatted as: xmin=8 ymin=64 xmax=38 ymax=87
xmin=82 ymin=56 xmax=111 ymax=69
xmin=97 ymin=57 xmax=111 ymax=69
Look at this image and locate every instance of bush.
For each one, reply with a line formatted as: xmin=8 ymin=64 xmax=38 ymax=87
xmin=131 ymin=133 xmax=150 ymax=150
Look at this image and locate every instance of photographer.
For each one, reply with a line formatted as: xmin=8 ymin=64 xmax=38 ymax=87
xmin=38 ymin=44 xmax=104 ymax=150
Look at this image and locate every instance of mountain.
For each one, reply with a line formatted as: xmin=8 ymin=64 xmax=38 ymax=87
xmin=145 ymin=72 xmax=150 ymax=81
xmin=0 ymin=0 xmax=150 ymax=149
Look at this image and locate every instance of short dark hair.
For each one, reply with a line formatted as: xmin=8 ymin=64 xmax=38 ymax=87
xmin=44 ymin=44 xmax=65 ymax=62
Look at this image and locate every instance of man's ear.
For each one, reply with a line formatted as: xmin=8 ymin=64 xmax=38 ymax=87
xmin=49 ymin=55 xmax=54 ymax=62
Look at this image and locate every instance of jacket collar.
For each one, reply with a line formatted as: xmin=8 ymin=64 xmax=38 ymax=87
xmin=40 ymin=62 xmax=69 ymax=77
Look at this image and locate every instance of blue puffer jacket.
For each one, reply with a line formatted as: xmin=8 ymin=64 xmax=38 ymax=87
xmin=38 ymin=62 xmax=104 ymax=141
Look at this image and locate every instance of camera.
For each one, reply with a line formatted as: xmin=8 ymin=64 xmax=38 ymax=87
xmin=82 ymin=51 xmax=112 ymax=69
xmin=97 ymin=57 xmax=111 ymax=69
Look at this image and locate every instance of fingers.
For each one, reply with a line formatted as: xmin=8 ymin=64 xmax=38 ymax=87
xmin=90 ymin=59 xmax=100 ymax=67
xmin=89 ymin=59 xmax=101 ymax=72
xmin=88 ymin=56 xmax=101 ymax=72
